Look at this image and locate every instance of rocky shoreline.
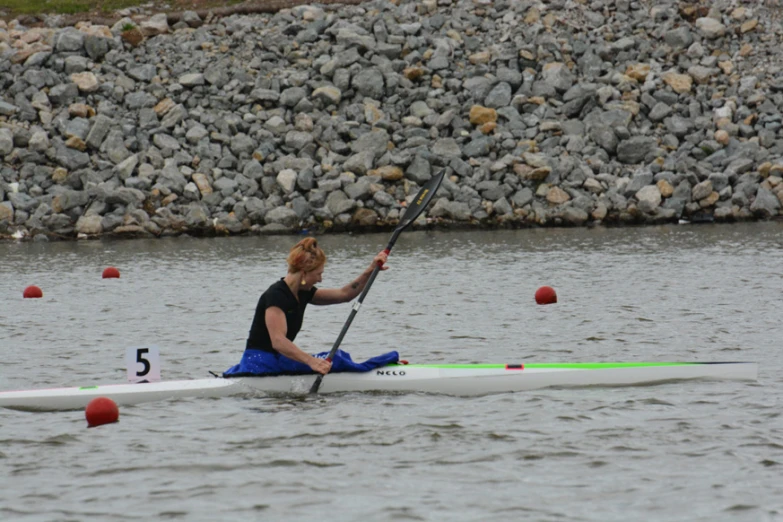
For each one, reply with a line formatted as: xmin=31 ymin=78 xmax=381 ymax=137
xmin=1 ymin=0 xmax=783 ymax=241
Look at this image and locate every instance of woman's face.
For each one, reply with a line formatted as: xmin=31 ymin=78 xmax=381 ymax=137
xmin=303 ymin=264 xmax=325 ymax=288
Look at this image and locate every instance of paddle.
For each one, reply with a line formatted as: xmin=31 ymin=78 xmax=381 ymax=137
xmin=309 ymin=169 xmax=446 ymax=394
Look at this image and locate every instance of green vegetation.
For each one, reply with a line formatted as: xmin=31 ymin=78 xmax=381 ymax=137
xmin=2 ymin=0 xmax=144 ymax=17
xmin=1 ymin=0 xmax=249 ymax=18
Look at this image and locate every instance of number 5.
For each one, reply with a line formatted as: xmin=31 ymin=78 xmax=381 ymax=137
xmin=136 ymin=348 xmax=151 ymax=377
xmin=126 ymin=346 xmax=161 ymax=383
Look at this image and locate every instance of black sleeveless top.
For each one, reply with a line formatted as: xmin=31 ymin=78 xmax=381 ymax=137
xmin=246 ymin=279 xmax=318 ymax=352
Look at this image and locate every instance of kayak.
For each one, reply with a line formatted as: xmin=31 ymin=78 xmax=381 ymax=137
xmin=0 ymin=361 xmax=758 ymax=412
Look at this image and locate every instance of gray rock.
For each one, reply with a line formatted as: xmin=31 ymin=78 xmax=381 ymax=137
xmin=55 ymin=28 xmax=84 ymax=52
xmin=708 ymin=172 xmax=729 ymax=193
xmin=0 ymin=129 xmax=13 ymax=156
xmin=0 ymin=101 xmax=18 ymax=117
xmin=153 ymin=133 xmax=181 ymax=152
xmin=114 ymin=155 xmax=138 ymax=180
xmin=484 ymin=82 xmax=512 ymax=109
xmin=695 ymin=17 xmax=726 ymax=39
xmin=213 ymin=177 xmax=239 ymax=196
xmin=430 ymin=199 xmax=471 ymax=220
xmin=326 ymin=191 xmax=356 ymax=216
xmin=750 ymin=188 xmax=780 ymax=217
xmin=285 ymin=131 xmax=314 ymax=151
xmin=373 ymin=190 xmax=396 ymax=207
xmin=336 ymin=28 xmax=375 ymax=50
xmin=75 ymin=214 xmax=103 ymax=235
xmin=624 ymin=168 xmax=654 ymax=197
xmin=184 ymin=204 xmax=209 ymax=228
xmin=343 ymin=151 xmax=375 ymax=175
xmin=493 ymin=197 xmax=512 ymax=215
xmin=636 ymin=185 xmax=662 ymax=213
xmin=8 ymin=192 xmax=39 ymax=212
xmin=84 ymin=35 xmax=111 ymax=61
xmin=186 ymin=126 xmax=209 ymax=144
xmin=562 ymin=206 xmax=589 ymax=225
xmin=276 ymin=169 xmax=297 ymax=193
xmin=179 ymin=74 xmax=205 ymax=87
xmin=29 ymin=131 xmax=50 ymax=152
xmin=250 ymin=89 xmax=280 ymax=104
xmin=64 ymin=55 xmax=88 ymax=74
xmin=350 ymin=129 xmax=390 ymax=158
xmin=664 ymin=27 xmax=693 ymax=49
xmin=649 ymin=103 xmax=672 ymax=122
xmin=497 ymin=68 xmax=523 ymax=89
xmin=464 ymin=77 xmax=494 ymax=100
xmin=160 ymin=105 xmax=187 ymax=128
xmin=312 ymin=85 xmax=342 ymax=105
xmin=344 ymin=178 xmax=372 ymax=201
xmin=463 ymin=136 xmax=493 ymax=158
xmin=86 ymin=115 xmax=113 ymax=149
xmin=121 ymin=92 xmax=153 ymax=110
xmin=664 ymin=116 xmax=693 ymax=138
xmin=541 ymin=63 xmax=575 ymax=93
xmin=48 ymin=83 xmax=79 ymax=106
xmin=105 ymin=188 xmax=145 ymax=207
xmin=65 ymin=118 xmax=90 ymax=140
xmin=44 ymin=213 xmax=74 ymax=234
xmin=297 ymin=169 xmax=314 ymax=192
xmin=406 ymin=155 xmax=431 ymax=184
xmin=617 ymin=137 xmax=658 ymax=164
xmin=127 ymin=64 xmax=157 ymax=82
xmin=511 ymin=188 xmax=533 ymax=208
xmin=432 ymin=138 xmax=462 ymax=158
xmin=182 ymin=11 xmax=203 ymax=27
xmin=54 ymin=141 xmax=90 ymax=170
xmin=157 ymin=166 xmax=188 ymax=193
xmin=692 ymin=180 xmax=713 ymax=201
xmin=281 ymin=87 xmax=307 ymax=107
xmin=230 ymin=134 xmax=256 ymax=156
xmin=352 ymin=68 xmax=385 ymax=99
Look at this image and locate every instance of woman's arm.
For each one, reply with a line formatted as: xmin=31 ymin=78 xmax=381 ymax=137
xmin=266 ymin=307 xmax=331 ymax=374
xmin=312 ymin=251 xmax=389 ymax=305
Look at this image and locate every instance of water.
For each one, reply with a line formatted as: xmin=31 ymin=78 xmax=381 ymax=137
xmin=1 ymin=223 xmax=781 ymax=521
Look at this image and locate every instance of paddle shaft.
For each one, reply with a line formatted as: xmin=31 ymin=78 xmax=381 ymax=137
xmin=309 ymin=170 xmax=446 ymax=394
xmin=308 ymin=237 xmax=397 ymax=394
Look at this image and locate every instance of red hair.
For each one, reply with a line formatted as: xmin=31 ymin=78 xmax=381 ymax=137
xmin=287 ymin=238 xmax=326 ymax=273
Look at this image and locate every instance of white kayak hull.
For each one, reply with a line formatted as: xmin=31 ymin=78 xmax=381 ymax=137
xmin=0 ymin=362 xmax=758 ymax=412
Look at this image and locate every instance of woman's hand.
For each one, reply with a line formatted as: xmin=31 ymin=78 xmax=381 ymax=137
xmin=309 ymin=356 xmax=332 ymax=375
xmin=371 ymin=251 xmax=389 ymax=272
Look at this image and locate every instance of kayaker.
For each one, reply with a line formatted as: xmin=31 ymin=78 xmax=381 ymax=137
xmin=223 ymin=237 xmax=395 ymax=377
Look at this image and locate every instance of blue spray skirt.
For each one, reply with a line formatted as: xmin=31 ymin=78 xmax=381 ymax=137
xmin=223 ymin=349 xmax=399 ymax=377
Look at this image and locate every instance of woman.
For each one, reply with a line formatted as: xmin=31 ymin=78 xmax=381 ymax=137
xmin=224 ymin=238 xmax=397 ymax=377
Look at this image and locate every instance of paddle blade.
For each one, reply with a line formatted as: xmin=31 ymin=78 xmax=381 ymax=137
xmin=398 ymin=169 xmax=446 ymax=229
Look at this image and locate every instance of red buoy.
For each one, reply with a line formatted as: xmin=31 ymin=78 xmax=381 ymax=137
xmin=535 ymin=286 xmax=557 ymax=305
xmin=23 ymin=285 xmax=43 ymax=299
xmin=102 ymin=267 xmax=120 ymax=279
xmin=85 ymin=397 xmax=119 ymax=427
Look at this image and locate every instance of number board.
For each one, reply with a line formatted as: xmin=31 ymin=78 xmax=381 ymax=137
xmin=126 ymin=346 xmax=162 ymax=383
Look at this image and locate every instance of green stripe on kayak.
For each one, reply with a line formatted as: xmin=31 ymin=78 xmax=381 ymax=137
xmin=399 ymin=362 xmax=699 ymax=370
xmin=79 ymin=386 xmax=99 ymax=390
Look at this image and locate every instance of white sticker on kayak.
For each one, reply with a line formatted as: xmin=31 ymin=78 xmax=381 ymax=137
xmin=126 ymin=346 xmax=161 ymax=383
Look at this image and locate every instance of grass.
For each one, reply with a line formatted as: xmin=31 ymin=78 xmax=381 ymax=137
xmin=1 ymin=0 xmax=247 ymax=19
xmin=2 ymin=0 xmax=145 ymax=16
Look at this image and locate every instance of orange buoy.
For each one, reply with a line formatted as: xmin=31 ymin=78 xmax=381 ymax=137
xmin=535 ymin=286 xmax=557 ymax=305
xmin=102 ymin=267 xmax=120 ymax=279
xmin=85 ymin=397 xmax=119 ymax=427
xmin=23 ymin=285 xmax=43 ymax=299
